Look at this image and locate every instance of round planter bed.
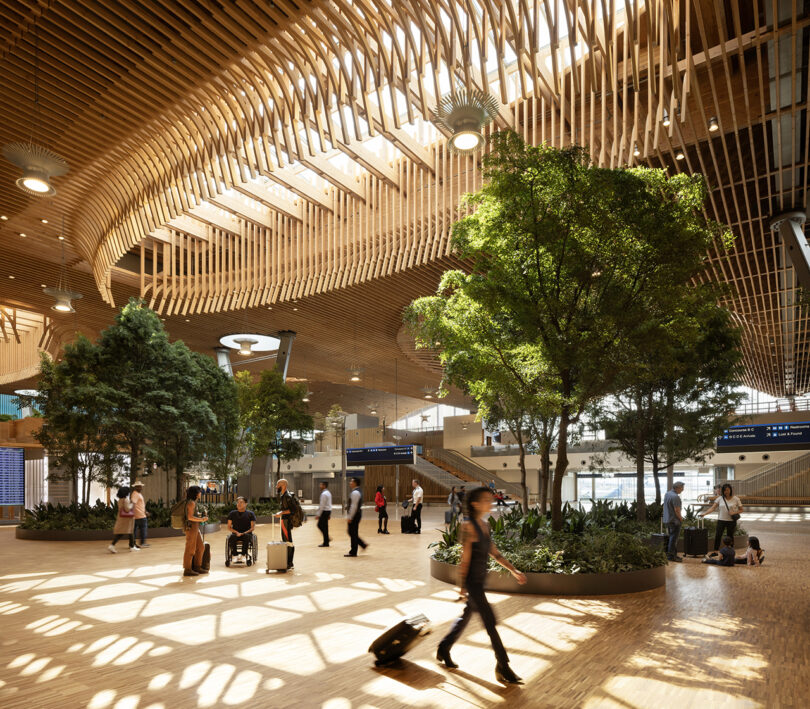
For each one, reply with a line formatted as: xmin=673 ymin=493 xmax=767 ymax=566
xmin=15 ymin=522 xmax=220 ymax=541
xmin=644 ymin=534 xmax=748 ymax=554
xmin=430 ymin=556 xmax=665 ymax=596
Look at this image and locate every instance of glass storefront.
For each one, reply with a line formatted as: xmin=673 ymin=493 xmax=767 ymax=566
xmin=576 ymin=469 xmax=714 ymax=504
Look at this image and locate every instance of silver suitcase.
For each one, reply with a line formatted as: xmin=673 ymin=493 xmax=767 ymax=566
xmin=266 ymin=516 xmax=289 ymax=574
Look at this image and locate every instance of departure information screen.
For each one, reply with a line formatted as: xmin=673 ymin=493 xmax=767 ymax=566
xmin=717 ymin=422 xmax=810 ymax=451
xmin=0 ymin=447 xmax=24 ymax=505
xmin=345 ymin=445 xmax=415 ymax=466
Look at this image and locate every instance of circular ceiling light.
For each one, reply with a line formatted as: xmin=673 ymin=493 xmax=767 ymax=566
xmin=2 ymin=142 xmax=69 ymax=197
xmin=675 ymin=150 xmax=685 ymax=161
xmin=43 ymin=286 xmax=82 ymax=313
xmin=219 ymin=333 xmax=280 ymax=356
xmin=433 ymin=88 xmax=500 ymax=155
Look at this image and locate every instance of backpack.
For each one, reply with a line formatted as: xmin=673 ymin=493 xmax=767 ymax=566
xmin=288 ymin=493 xmax=304 ymax=528
xmin=170 ymin=499 xmax=187 ymax=530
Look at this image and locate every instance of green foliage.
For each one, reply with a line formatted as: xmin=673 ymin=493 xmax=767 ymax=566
xmin=20 ymin=497 xmax=279 ymax=530
xmin=407 ymin=132 xmax=733 ymax=530
xmin=0 ymin=413 xmax=15 ymax=421
xmin=241 ymin=369 xmax=314 ymax=481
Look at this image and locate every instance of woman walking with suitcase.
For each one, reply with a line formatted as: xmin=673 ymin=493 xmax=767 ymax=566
xmin=436 ymin=486 xmax=526 ymax=684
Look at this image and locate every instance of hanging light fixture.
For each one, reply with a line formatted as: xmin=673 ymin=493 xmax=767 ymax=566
xmin=708 ymin=116 xmax=719 ymax=132
xmin=302 ymin=391 xmax=312 ymax=403
xmin=662 ymin=108 xmax=671 ymax=127
xmin=43 ymin=218 xmax=82 ymax=313
xmin=347 ymin=366 xmax=364 ymax=382
xmin=675 ymin=150 xmax=685 ymax=161
xmin=633 ymin=142 xmax=641 ymax=157
xmin=2 ymin=28 xmax=69 ymax=197
xmin=234 ymin=337 xmax=259 ymax=356
xmin=433 ymin=87 xmax=500 ymax=155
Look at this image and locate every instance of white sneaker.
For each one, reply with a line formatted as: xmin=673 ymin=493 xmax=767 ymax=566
xmin=130 ymin=546 xmax=140 ymax=552
xmin=107 ymin=544 xmax=117 ymax=554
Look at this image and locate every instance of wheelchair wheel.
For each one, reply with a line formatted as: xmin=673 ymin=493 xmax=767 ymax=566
xmin=246 ymin=559 xmax=252 ymax=567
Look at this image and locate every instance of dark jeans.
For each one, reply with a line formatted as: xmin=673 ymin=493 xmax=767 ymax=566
xmin=378 ymin=507 xmax=388 ymax=531
xmin=714 ymin=520 xmax=736 ymax=550
xmin=348 ymin=516 xmax=367 ymax=555
xmin=666 ymin=522 xmax=681 ymax=559
xmin=440 ymin=583 xmax=509 ymax=667
xmin=317 ymin=511 xmax=331 ymax=545
xmin=495 ymin=498 xmax=507 ymax=507
xmin=134 ymin=517 xmax=148 ymax=545
xmin=112 ymin=533 xmax=135 ymax=548
xmin=229 ymin=532 xmax=252 ymax=554
xmin=412 ymin=503 xmax=423 ymax=532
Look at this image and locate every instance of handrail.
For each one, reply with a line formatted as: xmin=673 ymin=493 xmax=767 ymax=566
xmin=427 ymin=448 xmax=523 ymax=500
xmin=407 ymin=455 xmax=467 ymax=492
xmin=720 ymin=451 xmax=810 ymax=497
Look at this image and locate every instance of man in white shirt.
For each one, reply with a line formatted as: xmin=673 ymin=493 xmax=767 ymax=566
xmin=345 ymin=477 xmax=368 ymax=557
xmin=411 ymin=479 xmax=424 ymax=534
xmin=316 ymin=481 xmax=332 ymax=548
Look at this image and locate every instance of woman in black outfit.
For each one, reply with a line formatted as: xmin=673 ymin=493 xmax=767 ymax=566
xmin=375 ymin=484 xmax=389 ymax=534
xmin=436 ymin=486 xmax=526 ymax=684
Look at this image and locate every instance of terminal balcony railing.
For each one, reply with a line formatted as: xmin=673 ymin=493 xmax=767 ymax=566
xmin=719 ymin=451 xmax=810 ymax=498
xmin=425 ymin=448 xmax=524 ymax=500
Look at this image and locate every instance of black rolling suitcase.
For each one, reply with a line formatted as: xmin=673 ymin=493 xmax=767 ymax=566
xmin=401 ymin=514 xmax=415 ymax=534
xmin=683 ymin=517 xmax=708 ymax=557
xmin=650 ymin=533 xmax=668 ymax=553
xmin=369 ymin=613 xmax=431 ymax=666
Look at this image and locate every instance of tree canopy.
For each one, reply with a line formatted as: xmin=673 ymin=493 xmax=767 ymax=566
xmin=407 ymin=131 xmax=734 ymax=529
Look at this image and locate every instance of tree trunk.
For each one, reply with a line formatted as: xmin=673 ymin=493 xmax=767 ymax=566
xmin=635 ymin=408 xmax=646 ymax=521
xmin=652 ymin=450 xmax=661 ymax=504
xmin=516 ymin=425 xmax=528 ymax=509
xmin=129 ymin=440 xmax=140 ymax=486
xmin=175 ymin=464 xmax=185 ymax=501
xmin=72 ymin=471 xmax=79 ymax=504
xmin=539 ymin=439 xmax=550 ymax=513
xmin=551 ymin=410 xmax=570 ymax=531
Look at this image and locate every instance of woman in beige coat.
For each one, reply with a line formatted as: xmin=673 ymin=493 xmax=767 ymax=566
xmin=108 ymin=486 xmax=139 ymax=553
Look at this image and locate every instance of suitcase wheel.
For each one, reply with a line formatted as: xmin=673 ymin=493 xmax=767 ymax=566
xmin=225 ymin=559 xmax=230 ymax=567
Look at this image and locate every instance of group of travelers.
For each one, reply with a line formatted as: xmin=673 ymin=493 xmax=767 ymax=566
xmin=663 ymin=481 xmax=764 ymax=567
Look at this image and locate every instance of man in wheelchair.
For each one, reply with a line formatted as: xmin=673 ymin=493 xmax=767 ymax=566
xmin=226 ymin=496 xmax=257 ymax=564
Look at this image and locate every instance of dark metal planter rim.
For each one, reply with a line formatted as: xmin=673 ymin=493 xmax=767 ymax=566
xmin=430 ymin=555 xmax=666 ymax=595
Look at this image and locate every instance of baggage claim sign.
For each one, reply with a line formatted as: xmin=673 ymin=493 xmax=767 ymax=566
xmin=717 ymin=422 xmax=810 ymax=452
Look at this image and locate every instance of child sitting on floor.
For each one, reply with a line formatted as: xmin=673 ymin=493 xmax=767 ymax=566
xmin=702 ymin=536 xmax=735 ymax=566
xmin=735 ymin=536 xmax=765 ymax=566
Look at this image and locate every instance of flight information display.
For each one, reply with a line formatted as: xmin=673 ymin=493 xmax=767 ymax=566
xmin=0 ymin=447 xmax=24 ymax=505
xmin=346 ymin=445 xmax=416 ymax=466
xmin=717 ymin=422 xmax=810 ymax=451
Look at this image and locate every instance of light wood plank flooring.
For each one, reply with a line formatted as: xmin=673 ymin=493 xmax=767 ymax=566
xmin=0 ymin=508 xmax=808 ymax=708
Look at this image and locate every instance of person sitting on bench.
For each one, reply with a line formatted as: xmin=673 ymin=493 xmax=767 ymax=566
xmin=227 ymin=497 xmax=256 ymax=556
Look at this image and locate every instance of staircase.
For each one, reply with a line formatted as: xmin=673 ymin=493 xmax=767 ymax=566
xmin=423 ymin=448 xmax=524 ymax=501
xmin=720 ymin=451 xmax=810 ymax=504
xmin=405 ymin=455 xmax=467 ymax=493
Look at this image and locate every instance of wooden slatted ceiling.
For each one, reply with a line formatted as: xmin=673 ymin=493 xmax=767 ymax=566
xmin=0 ymin=0 xmax=808 ymax=399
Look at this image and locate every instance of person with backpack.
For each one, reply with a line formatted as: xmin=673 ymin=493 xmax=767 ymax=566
xmin=182 ymin=485 xmax=209 ymax=577
xmin=275 ymin=478 xmax=301 ymax=570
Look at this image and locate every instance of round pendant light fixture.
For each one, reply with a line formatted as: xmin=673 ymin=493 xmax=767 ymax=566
xmin=433 ymin=88 xmax=500 ymax=155
xmin=219 ymin=333 xmax=281 ymax=356
xmin=44 ymin=222 xmax=82 ymax=312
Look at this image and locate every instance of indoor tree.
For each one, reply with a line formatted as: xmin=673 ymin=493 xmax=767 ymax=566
xmin=408 ymin=131 xmax=733 ymax=530
xmin=241 ymin=369 xmax=314 ymax=484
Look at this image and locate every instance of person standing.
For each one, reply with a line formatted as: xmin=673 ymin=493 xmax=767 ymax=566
xmin=131 ymin=480 xmax=149 ymax=548
xmin=663 ymin=481 xmax=685 ymax=563
xmin=375 ymin=485 xmax=389 ymax=534
xmin=316 ymin=481 xmax=332 ymax=547
xmin=345 ymin=477 xmax=368 ymax=557
xmin=700 ymin=483 xmax=744 ymax=550
xmin=182 ymin=485 xmax=209 ymax=576
xmin=108 ymin=486 xmax=138 ymax=553
xmin=447 ymin=486 xmax=461 ymax=521
xmin=411 ymin=479 xmax=424 ymax=534
xmin=436 ymin=486 xmax=526 ymax=684
xmin=274 ymin=478 xmax=297 ymax=569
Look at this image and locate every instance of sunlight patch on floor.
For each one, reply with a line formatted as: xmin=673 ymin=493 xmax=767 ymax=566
xmin=236 ymin=634 xmax=325 ymax=675
xmin=584 ymin=676 xmax=764 ymax=708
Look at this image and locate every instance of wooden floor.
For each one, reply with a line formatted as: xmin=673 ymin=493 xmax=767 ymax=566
xmin=0 ymin=509 xmax=808 ymax=709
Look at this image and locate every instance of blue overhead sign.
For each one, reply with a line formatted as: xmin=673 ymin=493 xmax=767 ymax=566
xmin=717 ymin=422 xmax=810 ymax=451
xmin=346 ymin=445 xmax=416 ymax=466
xmin=0 ymin=447 xmax=24 ymax=505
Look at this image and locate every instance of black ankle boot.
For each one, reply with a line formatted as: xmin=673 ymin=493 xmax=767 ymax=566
xmin=437 ymin=644 xmax=458 ymax=669
xmin=495 ymin=664 xmax=522 ymax=684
